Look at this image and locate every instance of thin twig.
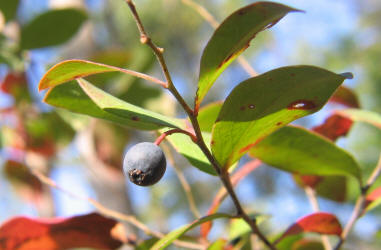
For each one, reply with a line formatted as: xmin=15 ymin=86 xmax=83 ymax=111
xmin=125 ymin=0 xmax=194 ymax=116
xmin=155 ymin=128 xmax=197 ymax=145
xmin=161 ymin=142 xmax=201 ymax=218
xmin=305 ymin=187 xmax=332 ymax=250
xmin=181 ymin=0 xmax=258 ymax=77
xmin=334 ymin=153 xmax=381 ymax=250
xmin=124 ymin=1 xmax=275 ymax=248
xmin=31 ymin=168 xmax=205 ymax=250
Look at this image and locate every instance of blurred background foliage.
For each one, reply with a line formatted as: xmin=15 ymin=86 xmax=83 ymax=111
xmin=0 ymin=0 xmax=380 ymax=249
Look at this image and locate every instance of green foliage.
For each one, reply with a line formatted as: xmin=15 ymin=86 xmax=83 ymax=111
xmin=39 ymin=60 xmax=135 ymax=91
xmin=151 ymin=213 xmax=234 ymax=250
xmin=164 ymin=131 xmax=216 ymax=175
xmin=0 ymin=0 xmax=20 ymax=22
xmin=20 ymin=8 xmax=87 ymax=50
xmin=250 ymin=126 xmax=361 ymax=181
xmin=212 ymin=66 xmax=347 ymax=169
xmin=196 ymin=2 xmax=300 ymax=109
xmin=76 ymin=78 xmax=181 ymax=129
xmin=197 ymin=102 xmax=222 ymax=132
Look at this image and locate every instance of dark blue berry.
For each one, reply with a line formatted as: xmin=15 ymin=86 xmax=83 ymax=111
xmin=123 ymin=142 xmax=166 ymax=186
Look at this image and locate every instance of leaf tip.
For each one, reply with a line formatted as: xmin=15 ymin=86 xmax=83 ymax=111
xmin=340 ymin=72 xmax=354 ymax=80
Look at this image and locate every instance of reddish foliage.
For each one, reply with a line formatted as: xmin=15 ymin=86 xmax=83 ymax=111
xmin=0 ymin=73 xmax=27 ymax=94
xmin=0 ymin=213 xmax=123 ymax=250
xmin=297 ymin=175 xmax=324 ymax=188
xmin=365 ymin=187 xmax=381 ymax=210
xmin=312 ymin=114 xmax=353 ymax=141
xmin=277 ymin=212 xmax=342 ymax=243
xmin=329 ymin=86 xmax=360 ymax=108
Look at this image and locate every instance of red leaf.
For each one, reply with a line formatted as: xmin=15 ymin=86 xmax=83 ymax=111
xmin=364 ymin=187 xmax=381 ymax=210
xmin=329 ymin=86 xmax=359 ymax=108
xmin=276 ymin=212 xmax=342 ymax=244
xmin=200 ymin=160 xmax=261 ymax=238
xmin=312 ymin=114 xmax=353 ymax=142
xmin=0 ymin=213 xmax=122 ymax=250
xmin=295 ymin=175 xmax=324 ymax=188
xmin=0 ymin=73 xmax=27 ymax=94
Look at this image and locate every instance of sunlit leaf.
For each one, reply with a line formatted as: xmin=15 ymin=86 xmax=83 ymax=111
xmin=335 ymin=108 xmax=381 ymax=129
xmin=38 ymin=59 xmax=163 ymax=91
xmin=276 ymin=212 xmax=342 ymax=244
xmin=43 ymin=80 xmax=180 ymax=130
xmin=151 ymin=213 xmax=234 ymax=250
xmin=165 ymin=131 xmax=216 ymax=175
xmin=20 ymin=8 xmax=87 ymax=49
xmin=197 ymin=102 xmax=222 ymax=132
xmin=212 ymin=66 xmax=348 ymax=168
xmin=196 ymin=2 xmax=301 ymax=109
xmin=207 ymin=239 xmax=227 ymax=250
xmin=250 ymin=126 xmax=361 ymax=181
xmin=0 ymin=213 xmax=122 ymax=249
xmin=76 ymin=78 xmax=181 ymax=129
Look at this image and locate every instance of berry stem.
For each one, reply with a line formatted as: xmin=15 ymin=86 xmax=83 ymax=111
xmin=154 ymin=128 xmax=197 ymax=145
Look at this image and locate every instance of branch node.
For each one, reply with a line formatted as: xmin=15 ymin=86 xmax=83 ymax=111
xmin=140 ymin=35 xmax=149 ymax=44
xmin=157 ymin=47 xmax=165 ymax=54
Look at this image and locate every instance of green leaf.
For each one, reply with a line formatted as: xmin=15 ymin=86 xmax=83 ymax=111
xmin=207 ymin=239 xmax=227 ymax=250
xmin=77 ymin=78 xmax=181 ymax=129
xmin=43 ymin=80 xmax=181 ymax=130
xmin=151 ymin=213 xmax=234 ymax=250
xmin=292 ymin=239 xmax=324 ymax=250
xmin=196 ymin=2 xmax=301 ymax=110
xmin=336 ymin=109 xmax=381 ymax=129
xmin=20 ymin=8 xmax=87 ymax=50
xmin=0 ymin=0 xmax=19 ymax=22
xmin=197 ymin=102 xmax=222 ymax=132
xmin=212 ymin=65 xmax=348 ymax=168
xmin=136 ymin=238 xmax=159 ymax=250
xmin=250 ymin=126 xmax=361 ymax=181
xmin=38 ymin=59 xmax=163 ymax=91
xmin=165 ymin=131 xmax=216 ymax=175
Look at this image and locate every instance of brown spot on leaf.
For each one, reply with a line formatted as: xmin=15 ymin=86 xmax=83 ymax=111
xmin=276 ymin=122 xmax=283 ymax=126
xmin=131 ymin=116 xmax=139 ymax=121
xmin=239 ymin=137 xmax=264 ymax=153
xmin=240 ymin=106 xmax=246 ymax=111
